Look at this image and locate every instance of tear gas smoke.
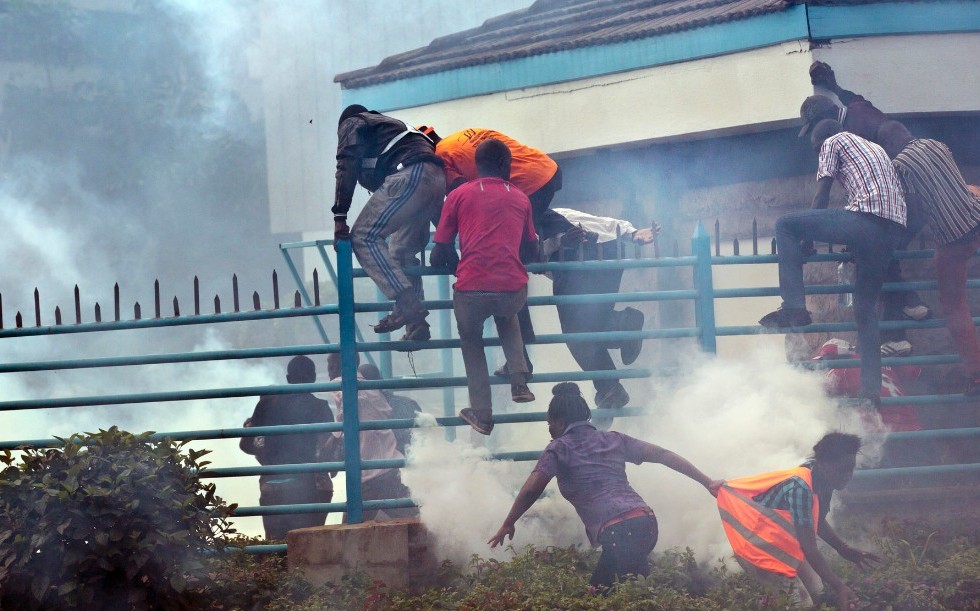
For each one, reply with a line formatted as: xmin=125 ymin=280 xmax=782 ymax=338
xmin=403 ymin=345 xmax=877 ymax=566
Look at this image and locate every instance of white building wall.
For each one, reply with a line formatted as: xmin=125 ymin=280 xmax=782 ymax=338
xmin=383 ymin=33 xmax=980 ymax=159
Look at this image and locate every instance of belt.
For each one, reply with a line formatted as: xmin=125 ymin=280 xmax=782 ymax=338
xmin=599 ymin=507 xmax=653 ymax=533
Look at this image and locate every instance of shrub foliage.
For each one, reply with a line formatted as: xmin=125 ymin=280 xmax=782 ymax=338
xmin=0 ymin=427 xmax=237 ymax=610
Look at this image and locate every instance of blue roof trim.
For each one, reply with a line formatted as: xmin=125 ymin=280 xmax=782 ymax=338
xmin=809 ymin=1 xmax=980 ymax=39
xmin=343 ymin=5 xmax=809 ymax=112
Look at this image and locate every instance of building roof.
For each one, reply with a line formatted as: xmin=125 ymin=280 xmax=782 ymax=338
xmin=335 ymin=0 xmax=799 ymax=89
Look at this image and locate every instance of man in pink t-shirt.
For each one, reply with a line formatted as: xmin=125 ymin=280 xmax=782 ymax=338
xmin=431 ymin=139 xmax=538 ymax=435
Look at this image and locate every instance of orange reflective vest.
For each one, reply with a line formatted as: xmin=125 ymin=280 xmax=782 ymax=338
xmin=716 ymin=466 xmax=820 ymax=578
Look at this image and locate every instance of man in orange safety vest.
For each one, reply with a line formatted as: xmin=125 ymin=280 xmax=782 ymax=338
xmin=716 ymin=433 xmax=879 ymax=609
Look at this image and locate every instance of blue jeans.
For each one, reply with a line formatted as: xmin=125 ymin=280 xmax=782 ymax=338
xmin=775 ymin=209 xmax=906 ymax=398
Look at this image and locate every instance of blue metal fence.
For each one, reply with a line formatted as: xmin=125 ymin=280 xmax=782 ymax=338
xmin=1 ymin=221 xmax=977 ymax=554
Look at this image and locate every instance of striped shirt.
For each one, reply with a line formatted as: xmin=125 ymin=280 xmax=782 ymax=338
xmin=892 ymin=139 xmax=980 ymax=245
xmin=817 ymin=132 xmax=906 ymax=227
xmin=753 ymin=461 xmax=830 ymax=531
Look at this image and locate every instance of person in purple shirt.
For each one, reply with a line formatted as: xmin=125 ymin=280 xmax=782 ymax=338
xmin=488 ymin=382 xmax=721 ymax=589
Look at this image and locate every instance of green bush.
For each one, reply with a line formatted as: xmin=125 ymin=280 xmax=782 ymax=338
xmin=0 ymin=427 xmax=237 ymax=610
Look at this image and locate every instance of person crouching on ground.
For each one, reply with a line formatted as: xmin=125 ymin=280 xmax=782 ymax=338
xmin=717 ymin=432 xmax=879 ymax=610
xmin=431 ymin=138 xmax=538 ymax=436
xmin=489 ymin=382 xmax=720 ymax=589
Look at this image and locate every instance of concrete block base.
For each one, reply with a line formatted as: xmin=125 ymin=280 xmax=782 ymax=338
xmin=287 ymin=517 xmax=437 ymax=592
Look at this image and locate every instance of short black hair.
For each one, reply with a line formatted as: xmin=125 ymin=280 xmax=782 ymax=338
xmin=547 ymin=382 xmax=591 ymax=425
xmin=876 ymin=120 xmax=914 ymax=159
xmin=339 ymin=104 xmax=368 ymax=126
xmin=475 ymin=138 xmax=512 ymax=180
xmin=812 ymin=432 xmax=861 ymax=462
xmin=810 ymin=118 xmax=843 ymax=149
xmin=327 ymin=351 xmax=361 ymax=379
xmin=286 ymin=355 xmax=316 ymax=383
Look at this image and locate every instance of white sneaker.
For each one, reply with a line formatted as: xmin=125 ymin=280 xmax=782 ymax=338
xmin=880 ymin=340 xmax=912 ymax=357
xmin=902 ymin=305 xmax=930 ymax=321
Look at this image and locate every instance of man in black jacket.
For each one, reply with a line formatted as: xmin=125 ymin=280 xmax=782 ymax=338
xmin=240 ymin=356 xmax=335 ymax=540
xmin=333 ymin=104 xmax=446 ymax=341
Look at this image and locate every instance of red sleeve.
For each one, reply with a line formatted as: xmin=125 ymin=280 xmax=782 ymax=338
xmin=434 ymin=189 xmax=462 ymax=243
xmin=523 ymin=195 xmax=538 ymax=241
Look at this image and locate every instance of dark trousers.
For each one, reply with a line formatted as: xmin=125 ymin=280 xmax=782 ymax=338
xmin=259 ymin=474 xmax=332 ymax=541
xmin=354 ymin=469 xmax=419 ymax=522
xmin=880 ymin=232 xmax=925 ymax=342
xmin=775 ymin=209 xmax=906 ymax=398
xmin=553 ymin=242 xmax=628 ymax=394
xmin=591 ymin=514 xmax=659 ymax=589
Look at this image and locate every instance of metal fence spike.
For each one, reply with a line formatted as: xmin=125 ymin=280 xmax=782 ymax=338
xmin=313 ymin=269 xmax=320 ymax=306
xmin=134 ymin=302 xmax=141 ymax=320
xmin=94 ymin=303 xmax=102 ymax=323
xmin=173 ymin=296 xmax=180 ymax=317
xmin=34 ymin=288 xmax=41 ymax=327
xmin=114 ymin=284 xmax=121 ymax=322
xmin=253 ymin=291 xmax=261 ymax=311
xmin=74 ymin=285 xmax=81 ymax=324
xmin=273 ymin=270 xmax=280 ymax=309
xmin=194 ymin=277 xmax=201 ymax=316
xmin=55 ymin=307 xmax=62 ymax=326
xmin=233 ymin=274 xmax=240 ymax=312
xmin=154 ymin=280 xmax=161 ymax=319
xmin=214 ymin=295 xmax=221 ymax=314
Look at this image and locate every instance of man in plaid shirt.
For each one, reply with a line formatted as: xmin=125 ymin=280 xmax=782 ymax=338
xmin=760 ymin=119 xmax=908 ymax=405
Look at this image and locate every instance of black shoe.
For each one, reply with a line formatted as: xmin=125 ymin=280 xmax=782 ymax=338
xmin=459 ymin=407 xmax=494 ymax=435
xmin=493 ymin=361 xmax=534 ymax=379
xmin=619 ymin=307 xmax=645 ymax=365
xmin=759 ymin=307 xmax=812 ymax=328
xmin=394 ymin=321 xmax=430 ymax=352
xmin=511 ymin=383 xmax=536 ymax=403
xmin=595 ymin=384 xmax=630 ymax=410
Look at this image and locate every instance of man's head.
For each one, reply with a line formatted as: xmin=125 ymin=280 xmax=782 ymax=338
xmin=810 ymin=118 xmax=843 ymax=153
xmin=339 ymin=104 xmax=368 ymax=126
xmin=286 ymin=355 xmax=316 ymax=384
xmin=357 ymin=363 xmax=382 ymax=380
xmin=876 ymin=120 xmax=914 ymax=159
xmin=475 ymin=138 xmax=512 ymax=180
xmin=326 ymin=351 xmax=361 ymax=380
xmin=416 ymin=125 xmax=442 ymax=144
xmin=799 ymin=95 xmax=840 ymax=138
xmin=546 ymin=382 xmax=591 ymax=439
xmin=812 ymin=432 xmax=861 ymax=490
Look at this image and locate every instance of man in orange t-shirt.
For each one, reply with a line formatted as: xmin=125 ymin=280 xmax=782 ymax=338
xmin=420 ymin=126 xmax=561 ymax=229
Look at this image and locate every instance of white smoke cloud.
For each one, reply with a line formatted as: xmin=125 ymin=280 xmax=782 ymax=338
xmin=403 ymin=345 xmax=874 ymax=566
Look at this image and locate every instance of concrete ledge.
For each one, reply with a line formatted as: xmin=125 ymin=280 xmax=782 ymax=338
xmin=287 ymin=517 xmax=437 ymax=592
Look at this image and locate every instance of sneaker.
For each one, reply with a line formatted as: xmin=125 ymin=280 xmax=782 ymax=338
xmin=595 ymin=383 xmax=630 ymax=410
xmin=459 ymin=407 xmax=494 ymax=435
xmin=758 ymin=307 xmax=812 ymax=328
xmin=394 ymin=321 xmax=430 ymax=352
xmin=619 ymin=307 xmax=645 ymax=366
xmin=880 ymin=340 xmax=912 ymax=357
xmin=372 ymin=307 xmax=429 ymax=334
xmin=902 ymin=305 xmax=931 ymax=321
xmin=511 ymin=383 xmax=536 ymax=403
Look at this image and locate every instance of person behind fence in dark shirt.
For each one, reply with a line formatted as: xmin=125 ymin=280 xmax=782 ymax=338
xmin=489 ymin=382 xmax=719 ymax=590
xmin=799 ymin=61 xmax=930 ymax=356
xmin=240 ymin=355 xmax=335 ymax=540
xmin=358 ymin=363 xmax=422 ymax=455
xmin=878 ymin=120 xmax=980 ymax=394
xmin=760 ymin=119 xmax=908 ymax=407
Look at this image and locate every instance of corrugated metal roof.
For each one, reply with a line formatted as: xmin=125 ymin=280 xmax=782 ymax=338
xmin=335 ymin=0 xmax=799 ymax=88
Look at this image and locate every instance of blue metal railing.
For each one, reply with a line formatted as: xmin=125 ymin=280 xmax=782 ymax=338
xmin=0 ymin=221 xmax=977 ymax=553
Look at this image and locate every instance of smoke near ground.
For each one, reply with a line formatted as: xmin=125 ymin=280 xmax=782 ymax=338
xmin=403 ymin=345 xmax=873 ymax=566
